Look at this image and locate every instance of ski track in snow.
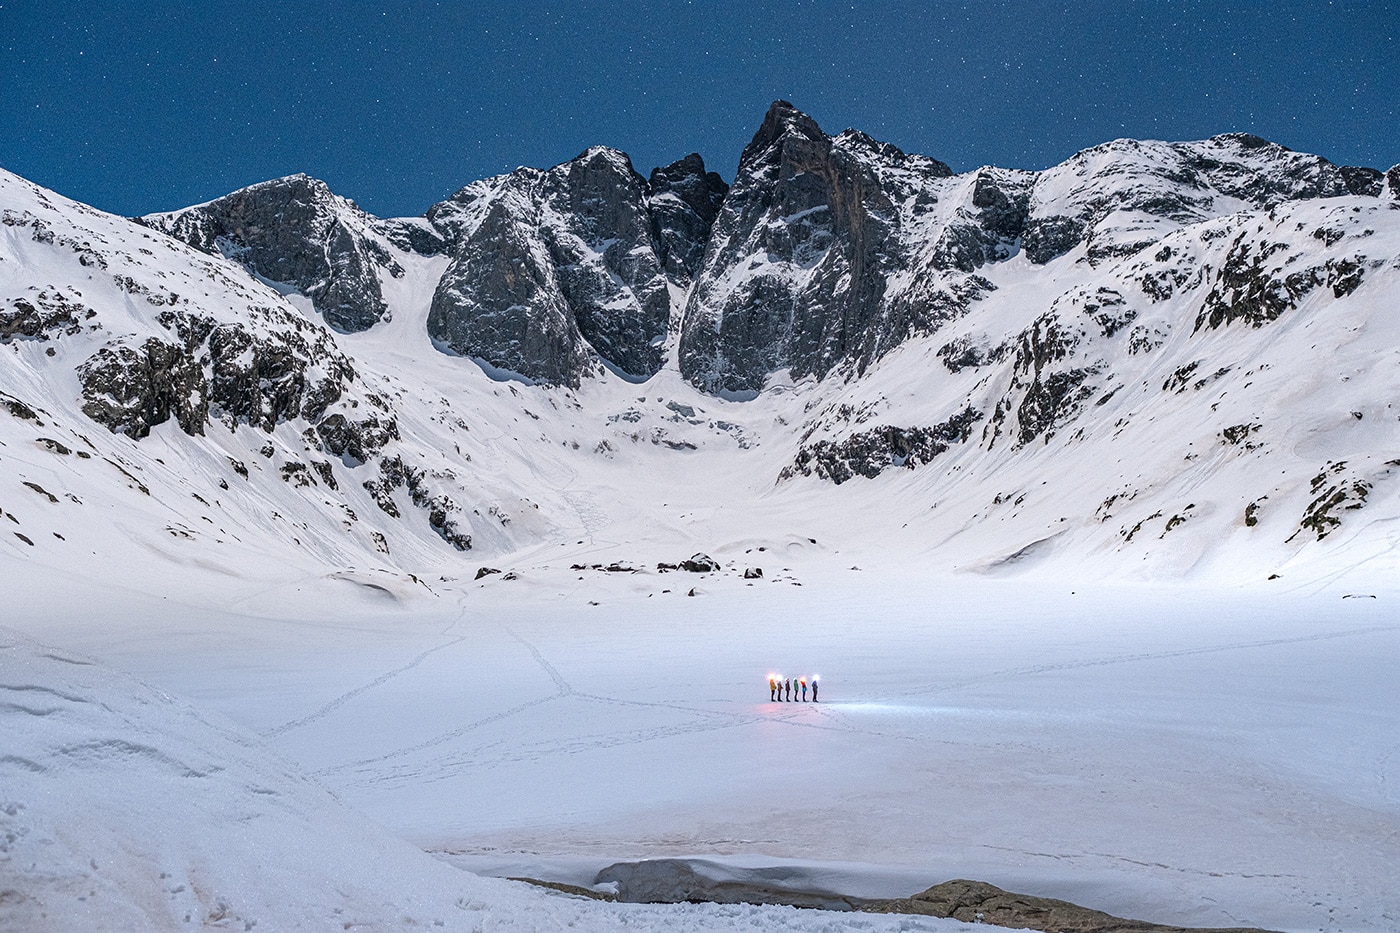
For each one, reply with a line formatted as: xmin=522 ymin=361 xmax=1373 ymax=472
xmin=264 ymin=606 xmax=471 ymax=738
xmin=355 ymin=711 xmax=756 ymax=790
xmin=563 ymin=489 xmax=613 ymax=546
xmin=973 ymin=844 xmax=1302 ymax=886
xmin=319 ymin=691 xmax=569 ymax=778
xmin=317 ymin=627 xmax=577 ymax=778
xmin=507 ymin=626 xmax=575 ymax=696
xmin=338 ymin=703 xmax=925 ymax=793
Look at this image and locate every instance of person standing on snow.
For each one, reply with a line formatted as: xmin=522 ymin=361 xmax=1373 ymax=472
xmin=812 ymin=679 xmax=819 ymax=702
xmin=785 ymin=678 xmax=792 ymax=701
xmin=800 ymin=678 xmax=808 ymax=702
xmin=769 ymin=676 xmax=778 ymax=701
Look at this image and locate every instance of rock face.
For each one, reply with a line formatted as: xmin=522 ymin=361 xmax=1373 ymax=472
xmin=868 ymin=879 xmax=1280 ymax=933
xmin=144 ymin=174 xmax=421 ymax=333
xmin=673 ymin=105 xmax=1386 ymax=398
xmin=646 ymin=153 xmax=728 ymax=283
xmin=427 ymin=174 xmax=596 ymax=386
xmin=426 ymin=147 xmax=726 ymax=386
xmin=679 ymin=101 xmax=1008 ymax=395
xmin=143 ymin=102 xmax=1388 ymax=402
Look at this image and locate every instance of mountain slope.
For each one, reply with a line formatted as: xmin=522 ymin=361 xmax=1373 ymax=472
xmin=0 ymin=168 xmax=566 ymax=581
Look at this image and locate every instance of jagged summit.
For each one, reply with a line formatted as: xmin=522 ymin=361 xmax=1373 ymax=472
xmin=646 ymin=153 xmax=728 ymax=282
xmin=647 ymin=153 xmax=726 ymax=222
xmin=141 ymin=101 xmax=1392 ymax=396
xmin=743 ymin=99 xmax=828 ymax=158
xmin=422 ymin=143 xmax=695 ymax=385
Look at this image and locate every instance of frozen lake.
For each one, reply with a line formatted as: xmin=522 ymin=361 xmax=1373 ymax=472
xmin=11 ymin=557 xmax=1399 ymax=932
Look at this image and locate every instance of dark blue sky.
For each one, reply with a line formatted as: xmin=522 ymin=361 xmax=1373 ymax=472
xmin=3 ymin=1 xmax=1396 ymax=218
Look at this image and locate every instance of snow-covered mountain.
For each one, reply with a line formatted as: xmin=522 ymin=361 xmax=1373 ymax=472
xmin=4 ymin=101 xmax=1400 ymax=588
xmin=7 ymin=102 xmax=1400 ymax=932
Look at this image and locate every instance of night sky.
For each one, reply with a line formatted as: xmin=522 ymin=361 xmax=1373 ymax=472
xmin=3 ymin=1 xmax=1397 ymax=219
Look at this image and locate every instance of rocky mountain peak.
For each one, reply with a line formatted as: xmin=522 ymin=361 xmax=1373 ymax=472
xmin=1208 ymin=131 xmax=1273 ymax=150
xmin=677 ymin=100 xmax=979 ymax=395
xmin=552 ymin=146 xmax=652 ymax=238
xmin=425 ymin=144 xmax=684 ymax=386
xmin=143 ymin=173 xmax=403 ymax=334
xmin=5 ymin=112 xmax=1400 ymax=580
xmin=1020 ymin=131 xmax=1380 ymax=265
xmin=646 ymin=154 xmax=729 ymax=284
xmin=647 ymin=153 xmax=727 ymax=226
xmin=137 ymin=101 xmax=1395 ymax=406
xmin=744 ymin=100 xmax=828 ymax=162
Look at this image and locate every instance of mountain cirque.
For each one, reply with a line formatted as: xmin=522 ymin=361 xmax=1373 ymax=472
xmin=4 ymin=100 xmax=1400 ymax=579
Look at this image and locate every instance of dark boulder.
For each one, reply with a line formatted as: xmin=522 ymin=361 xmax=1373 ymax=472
xmin=316 ymin=412 xmax=400 ymax=465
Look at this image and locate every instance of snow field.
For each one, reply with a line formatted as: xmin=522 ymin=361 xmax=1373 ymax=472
xmin=6 ymin=557 xmax=1398 ymax=931
xmin=0 ymin=624 xmax=972 ymax=932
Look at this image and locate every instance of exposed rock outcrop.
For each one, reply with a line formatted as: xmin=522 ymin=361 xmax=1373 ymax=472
xmin=869 ymin=879 xmax=1279 ymax=933
xmin=1024 ymin=134 xmax=1368 ymax=265
xmin=427 ymin=147 xmax=721 ymax=385
xmin=678 ymin=101 xmax=973 ymax=395
xmin=1 ymin=289 xmax=97 ymax=342
xmin=143 ymin=175 xmax=408 ymax=333
xmin=78 ymin=306 xmax=363 ymax=439
xmin=783 ymin=407 xmax=982 ymax=483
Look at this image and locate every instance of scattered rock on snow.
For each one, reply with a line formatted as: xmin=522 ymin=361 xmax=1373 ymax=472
xmin=678 ymin=553 xmax=719 ymax=572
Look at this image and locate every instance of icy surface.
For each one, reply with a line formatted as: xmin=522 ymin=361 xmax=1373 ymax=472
xmin=4 ymin=559 xmax=1398 ymax=931
xmin=1 ymin=623 xmax=970 ymax=932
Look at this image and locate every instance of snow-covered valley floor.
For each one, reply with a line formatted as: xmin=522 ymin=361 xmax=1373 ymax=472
xmin=5 ymin=555 xmax=1397 ymax=932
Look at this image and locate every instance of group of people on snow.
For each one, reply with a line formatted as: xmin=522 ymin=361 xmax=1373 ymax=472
xmin=768 ymin=674 xmax=817 ymax=702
